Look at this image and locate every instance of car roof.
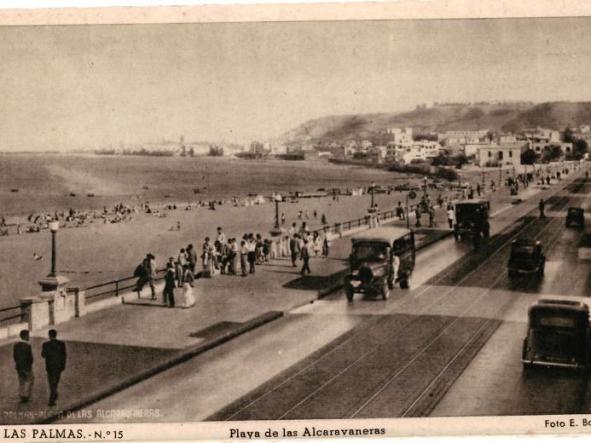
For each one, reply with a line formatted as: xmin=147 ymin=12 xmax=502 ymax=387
xmin=512 ymin=238 xmax=540 ymax=247
xmin=568 ymin=207 xmax=584 ymax=211
xmin=351 ymin=227 xmax=412 ymax=244
xmin=531 ymin=298 xmax=589 ymax=313
xmin=455 ymin=199 xmax=490 ymax=205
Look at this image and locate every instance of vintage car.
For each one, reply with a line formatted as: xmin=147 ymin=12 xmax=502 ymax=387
xmin=344 ymin=227 xmax=415 ymax=302
xmin=453 ymin=199 xmax=491 ymax=240
xmin=522 ymin=299 xmax=591 ymax=370
xmin=508 ymin=239 xmax=545 ymax=279
xmin=566 ymin=207 xmax=585 ymax=228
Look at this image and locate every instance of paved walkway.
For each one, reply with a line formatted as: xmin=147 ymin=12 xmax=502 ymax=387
xmin=0 ymin=222 xmax=445 ymax=424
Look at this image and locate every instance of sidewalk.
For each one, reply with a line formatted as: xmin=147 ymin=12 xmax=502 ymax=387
xmin=0 ymin=222 xmax=443 ymax=424
xmin=0 ymin=167 xmax=583 ymax=425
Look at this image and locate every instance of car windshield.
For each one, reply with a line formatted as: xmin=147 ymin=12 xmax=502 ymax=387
xmin=511 ymin=245 xmax=535 ymax=258
xmin=353 ymin=244 xmax=388 ymax=262
xmin=533 ymin=312 xmax=581 ymax=329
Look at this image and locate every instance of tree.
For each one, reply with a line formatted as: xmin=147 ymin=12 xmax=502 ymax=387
xmin=542 ymin=145 xmax=562 ymax=162
xmin=563 ymin=126 xmax=575 ymax=143
xmin=521 ymin=148 xmax=537 ymax=165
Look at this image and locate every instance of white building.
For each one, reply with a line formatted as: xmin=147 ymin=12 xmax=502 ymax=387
xmin=478 ymin=144 xmax=523 ymax=168
xmin=387 ymin=127 xmax=413 ymax=145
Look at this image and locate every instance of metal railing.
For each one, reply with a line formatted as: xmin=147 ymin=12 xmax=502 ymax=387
xmin=36 ymin=209 xmax=401 ymax=305
xmin=0 ymin=304 xmax=23 ymax=326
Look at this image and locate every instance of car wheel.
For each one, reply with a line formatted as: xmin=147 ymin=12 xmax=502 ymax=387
xmin=508 ymin=270 xmax=517 ymax=279
xmin=522 ymin=362 xmax=534 ymax=371
xmin=453 ymin=232 xmax=459 ymax=241
xmin=539 ymin=262 xmax=545 ymax=277
xmin=346 ymin=287 xmax=354 ymax=302
xmin=387 ymin=278 xmax=394 ymax=290
xmin=400 ymin=278 xmax=410 ymax=289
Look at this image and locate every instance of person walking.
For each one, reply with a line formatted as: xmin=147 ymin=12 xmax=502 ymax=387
xmin=216 ymin=226 xmax=226 ymax=244
xmin=415 ymin=207 xmax=421 ymax=228
xmin=290 ymin=234 xmax=301 ymax=267
xmin=240 ymin=239 xmax=248 ymax=276
xmin=41 ymin=329 xmax=66 ymax=407
xmin=13 ymin=329 xmax=34 ymax=403
xmin=247 ymin=235 xmax=257 ymax=274
xmin=186 ymin=244 xmax=197 ymax=274
xmin=300 ymin=238 xmax=311 ymax=275
xmin=179 ymin=264 xmax=196 ymax=308
xmin=136 ymin=253 xmax=156 ymax=299
xmin=447 ymin=205 xmax=455 ymax=229
xmin=539 ymin=198 xmax=546 ymax=219
xmin=163 ymin=262 xmax=176 ymax=308
xmin=281 ymin=213 xmax=286 ymax=225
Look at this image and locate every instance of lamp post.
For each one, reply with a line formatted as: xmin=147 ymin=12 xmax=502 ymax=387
xmin=368 ymin=182 xmax=376 ymax=213
xmin=270 ymin=194 xmax=283 ymax=237
xmin=38 ymin=220 xmax=69 ymax=293
xmin=48 ymin=221 xmax=59 ymax=277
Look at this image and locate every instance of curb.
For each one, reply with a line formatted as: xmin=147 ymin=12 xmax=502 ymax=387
xmin=40 ymin=310 xmax=283 ymax=424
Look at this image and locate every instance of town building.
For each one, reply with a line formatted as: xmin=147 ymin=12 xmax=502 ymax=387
xmin=478 ymin=143 xmax=524 ymax=168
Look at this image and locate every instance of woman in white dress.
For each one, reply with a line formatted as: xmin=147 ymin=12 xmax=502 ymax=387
xmin=180 ymin=265 xmax=196 ymax=308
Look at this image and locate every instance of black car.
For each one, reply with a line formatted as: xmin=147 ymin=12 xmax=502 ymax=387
xmin=566 ymin=207 xmax=585 ymax=228
xmin=522 ymin=299 xmax=591 ymax=370
xmin=453 ymin=200 xmax=491 ymax=240
xmin=508 ymin=239 xmax=545 ymax=279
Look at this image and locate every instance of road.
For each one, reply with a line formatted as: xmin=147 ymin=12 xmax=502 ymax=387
xmin=61 ymin=169 xmax=591 ymax=423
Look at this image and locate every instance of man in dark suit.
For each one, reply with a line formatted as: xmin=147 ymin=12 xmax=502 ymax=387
xmin=41 ymin=329 xmax=66 ymax=407
xmin=13 ymin=329 xmax=34 ymax=403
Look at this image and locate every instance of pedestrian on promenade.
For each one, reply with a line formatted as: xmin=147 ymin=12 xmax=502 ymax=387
xmin=201 ymin=237 xmax=213 ymax=271
xmin=178 ymin=248 xmax=187 ymax=268
xmin=415 ymin=207 xmax=421 ymax=228
xmin=41 ymin=329 xmax=66 ymax=407
xmin=240 ymin=239 xmax=248 ymax=276
xmin=321 ymin=213 xmax=328 ymax=225
xmin=186 ymin=244 xmax=197 ymax=274
xmin=163 ymin=262 xmax=176 ymax=308
xmin=428 ymin=205 xmax=436 ymax=228
xmin=247 ymin=234 xmax=257 ymax=274
xmin=290 ymin=234 xmax=301 ymax=267
xmin=175 ymin=259 xmax=184 ymax=288
xmin=539 ymin=198 xmax=546 ymax=219
xmin=289 ymin=222 xmax=297 ymax=238
xmin=255 ymin=234 xmax=264 ymax=265
xmin=396 ymin=202 xmax=405 ymax=220
xmin=313 ymin=232 xmax=322 ymax=256
xmin=313 ymin=210 xmax=317 ymax=219
xmin=447 ymin=205 xmax=455 ymax=229
xmin=136 ymin=253 xmax=156 ymax=300
xmin=229 ymin=238 xmax=239 ymax=275
xmin=13 ymin=329 xmax=34 ymax=403
xmin=179 ymin=264 xmax=196 ymax=308
xmin=322 ymin=233 xmax=330 ymax=257
xmin=281 ymin=213 xmax=286 ymax=225
xmin=476 ymin=183 xmax=481 ymax=197
xmin=216 ymin=226 xmax=226 ymax=244
xmin=300 ymin=238 xmax=311 ymax=275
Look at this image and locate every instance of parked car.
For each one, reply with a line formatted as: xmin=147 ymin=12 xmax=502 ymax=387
xmin=508 ymin=239 xmax=545 ymax=279
xmin=566 ymin=207 xmax=585 ymax=228
xmin=344 ymin=227 xmax=415 ymax=302
xmin=453 ymin=199 xmax=490 ymax=240
xmin=522 ymin=299 xmax=591 ymax=370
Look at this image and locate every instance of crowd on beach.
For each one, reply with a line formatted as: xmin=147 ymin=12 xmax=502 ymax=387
xmin=133 ymin=222 xmax=332 ymax=308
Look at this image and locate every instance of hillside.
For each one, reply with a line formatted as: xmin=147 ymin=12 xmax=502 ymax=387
xmin=279 ymin=102 xmax=591 ymax=145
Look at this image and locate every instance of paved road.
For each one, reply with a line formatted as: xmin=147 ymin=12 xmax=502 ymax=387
xmin=60 ymin=167 xmax=591 ymax=423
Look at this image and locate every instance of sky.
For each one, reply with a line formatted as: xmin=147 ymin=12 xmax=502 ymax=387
xmin=2 ymin=17 xmax=591 ymax=150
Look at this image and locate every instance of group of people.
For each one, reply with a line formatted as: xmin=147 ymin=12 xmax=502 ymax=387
xmin=13 ymin=329 xmax=67 ymax=407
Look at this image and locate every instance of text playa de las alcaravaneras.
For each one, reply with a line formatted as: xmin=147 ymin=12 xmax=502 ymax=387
xmin=230 ymin=426 xmax=386 ymax=439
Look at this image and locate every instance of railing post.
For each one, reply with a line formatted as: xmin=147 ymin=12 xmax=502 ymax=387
xmin=115 ymin=280 xmax=119 ymax=297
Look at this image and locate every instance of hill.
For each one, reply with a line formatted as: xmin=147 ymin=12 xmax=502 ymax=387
xmin=278 ymin=101 xmax=591 ymax=145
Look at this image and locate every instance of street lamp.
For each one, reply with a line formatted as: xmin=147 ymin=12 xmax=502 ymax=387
xmin=270 ymin=194 xmax=283 ymax=237
xmin=38 ymin=220 xmax=69 ymax=293
xmin=368 ymin=182 xmax=376 ymax=213
xmin=48 ymin=221 xmax=59 ymax=277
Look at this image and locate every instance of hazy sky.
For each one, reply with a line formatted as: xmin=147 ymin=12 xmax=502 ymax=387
xmin=2 ymin=17 xmax=591 ymax=150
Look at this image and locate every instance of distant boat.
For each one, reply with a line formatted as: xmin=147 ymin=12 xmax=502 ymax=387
xmin=87 ymin=193 xmax=95 ymax=197
xmin=69 ymin=192 xmax=76 ymax=197
xmin=193 ymin=188 xmax=201 ymax=194
xmin=142 ymin=186 xmax=149 ymax=190
xmin=10 ymin=188 xmax=18 ymax=193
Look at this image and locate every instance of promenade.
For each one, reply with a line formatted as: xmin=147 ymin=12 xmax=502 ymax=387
xmin=0 ymin=162 xmax=580 ymax=425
